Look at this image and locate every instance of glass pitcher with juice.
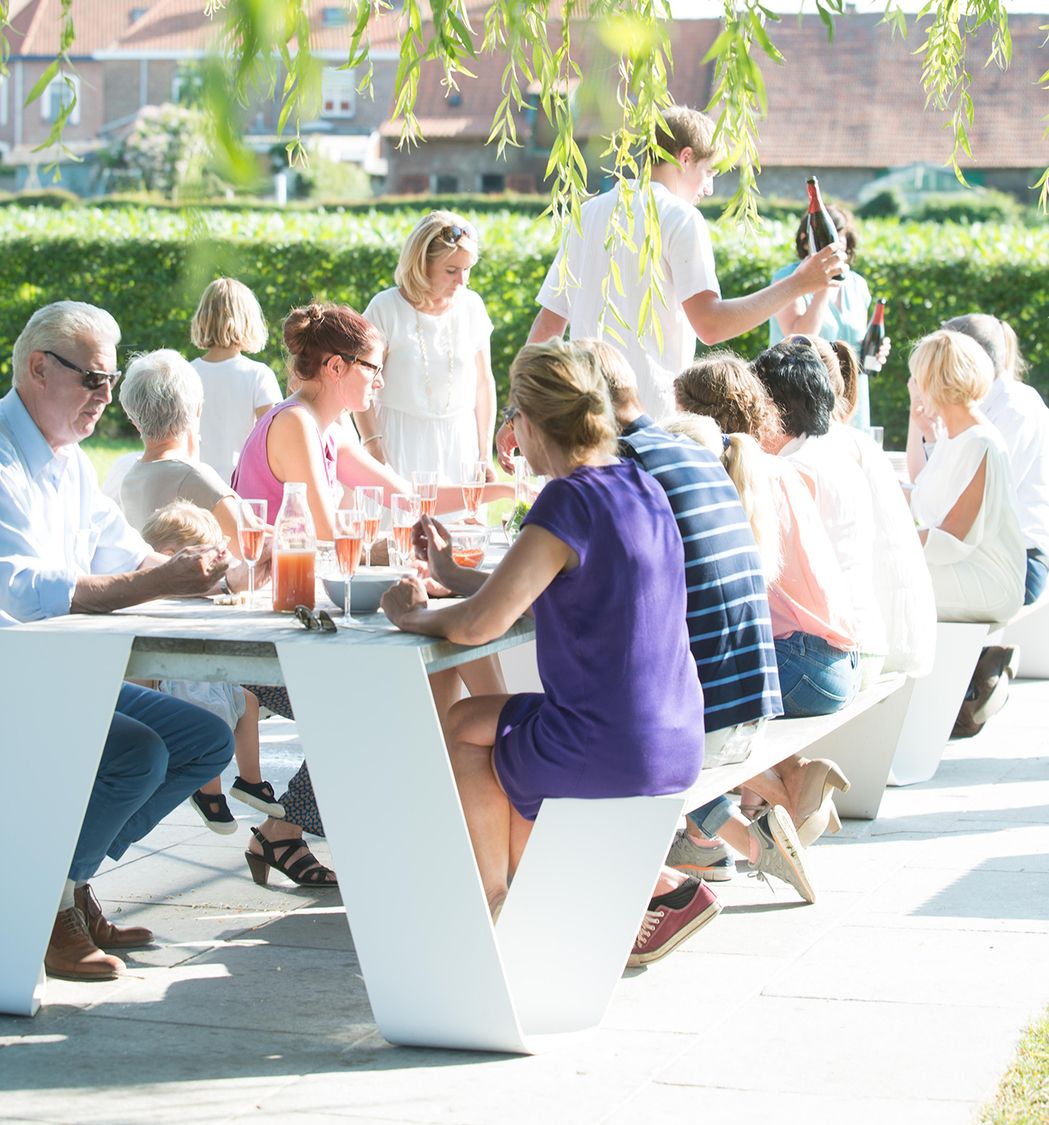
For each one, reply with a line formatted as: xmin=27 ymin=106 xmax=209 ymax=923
xmin=273 ymin=482 xmax=317 ymax=611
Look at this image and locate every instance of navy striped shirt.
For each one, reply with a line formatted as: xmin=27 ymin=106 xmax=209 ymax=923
xmin=619 ymin=416 xmax=782 ymax=731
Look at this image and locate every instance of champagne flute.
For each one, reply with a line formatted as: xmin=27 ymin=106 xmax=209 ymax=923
xmin=354 ymin=486 xmax=383 ymax=568
xmin=412 ymin=470 xmax=439 ymax=518
xmin=460 ymin=460 xmax=487 ymax=523
xmin=236 ymin=498 xmax=267 ymax=609
xmin=390 ymin=492 xmax=419 ymax=568
xmin=334 ymin=508 xmax=364 ymax=625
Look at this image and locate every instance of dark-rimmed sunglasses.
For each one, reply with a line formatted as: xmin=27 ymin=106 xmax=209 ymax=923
xmin=294 ymin=605 xmax=338 ymax=633
xmin=336 ymin=353 xmax=383 ymax=378
xmin=438 ymin=223 xmax=474 ymax=245
xmin=501 ymin=404 xmax=518 ymax=430
xmin=44 ymin=350 xmax=123 ymax=391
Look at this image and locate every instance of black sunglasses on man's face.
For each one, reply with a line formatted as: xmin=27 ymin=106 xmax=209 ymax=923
xmin=43 ymin=349 xmax=123 ymax=391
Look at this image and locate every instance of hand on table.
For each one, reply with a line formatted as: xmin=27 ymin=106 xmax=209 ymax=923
xmin=160 ymin=544 xmax=230 ymax=596
xmin=380 ymin=573 xmax=429 ymax=628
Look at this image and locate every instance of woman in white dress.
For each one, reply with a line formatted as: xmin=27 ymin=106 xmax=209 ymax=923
xmin=907 ymin=329 xmax=1026 ymax=623
xmin=357 ymin=212 xmax=497 ymax=482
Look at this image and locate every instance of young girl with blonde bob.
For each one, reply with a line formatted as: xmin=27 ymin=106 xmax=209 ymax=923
xmin=190 ymin=277 xmax=282 ymax=481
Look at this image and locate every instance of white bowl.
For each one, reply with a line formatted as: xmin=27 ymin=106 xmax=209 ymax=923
xmin=322 ymin=568 xmax=401 ymax=614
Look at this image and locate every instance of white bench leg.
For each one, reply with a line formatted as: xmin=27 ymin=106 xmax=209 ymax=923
xmin=888 ymin=622 xmax=991 ymax=786
xmin=809 ymin=678 xmax=916 ymax=819
xmin=0 ymin=632 xmax=133 ymax=1017
xmin=498 ymin=796 xmax=683 ymax=1036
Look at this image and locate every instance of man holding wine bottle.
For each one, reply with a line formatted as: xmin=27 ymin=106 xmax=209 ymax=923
xmin=524 ymin=105 xmax=848 ymax=421
xmin=0 ymin=301 xmax=237 ymax=983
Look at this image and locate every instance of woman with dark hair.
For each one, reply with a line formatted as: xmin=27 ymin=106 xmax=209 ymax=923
xmin=768 ymin=201 xmax=888 ymax=429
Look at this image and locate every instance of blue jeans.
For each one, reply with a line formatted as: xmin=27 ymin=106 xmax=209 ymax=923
xmin=774 ymin=632 xmax=860 ymax=718
xmin=69 ymin=682 xmax=235 ymax=881
xmin=1025 ymin=550 xmax=1048 ymax=606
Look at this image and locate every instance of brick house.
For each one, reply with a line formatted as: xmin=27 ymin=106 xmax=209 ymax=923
xmin=0 ymin=0 xmax=402 ymax=191
xmin=380 ymin=11 xmax=1048 ymax=202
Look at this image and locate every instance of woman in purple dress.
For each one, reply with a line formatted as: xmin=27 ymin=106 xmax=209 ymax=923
xmin=382 ymin=340 xmax=714 ymax=964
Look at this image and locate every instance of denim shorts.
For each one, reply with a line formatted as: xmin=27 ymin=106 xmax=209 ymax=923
xmin=774 ymin=632 xmax=861 ymax=718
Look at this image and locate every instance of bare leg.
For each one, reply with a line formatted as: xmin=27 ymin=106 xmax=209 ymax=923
xmin=232 ymin=690 xmax=262 ymax=784
xmin=428 ymin=668 xmax=462 ymax=743
xmin=458 ymin=654 xmax=507 ymax=697
xmin=445 ymin=694 xmax=514 ymax=914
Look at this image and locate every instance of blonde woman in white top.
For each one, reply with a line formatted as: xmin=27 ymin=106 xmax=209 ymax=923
xmin=358 ymin=212 xmax=497 ymax=481
xmin=908 ymin=329 xmax=1026 ymax=623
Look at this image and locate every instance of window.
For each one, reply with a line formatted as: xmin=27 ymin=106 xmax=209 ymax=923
xmin=321 ymin=67 xmax=356 ymax=119
xmin=434 ymin=174 xmax=459 ymax=194
xmin=41 ymin=75 xmax=80 ymax=126
xmin=322 ymin=7 xmax=348 ymax=27
xmin=480 ymin=173 xmax=505 ymax=194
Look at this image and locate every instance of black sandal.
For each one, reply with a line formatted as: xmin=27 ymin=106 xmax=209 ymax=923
xmin=244 ymin=826 xmax=338 ymax=888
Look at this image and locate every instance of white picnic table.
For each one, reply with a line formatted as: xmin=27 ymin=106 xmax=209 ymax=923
xmin=4 ymin=593 xmax=635 ymax=1052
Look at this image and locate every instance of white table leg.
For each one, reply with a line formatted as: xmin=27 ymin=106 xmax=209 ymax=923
xmin=276 ymin=641 xmax=529 ymax=1052
xmin=0 ymin=632 xmax=132 ymax=1016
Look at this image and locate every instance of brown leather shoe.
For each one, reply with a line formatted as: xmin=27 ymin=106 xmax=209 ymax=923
xmin=74 ymin=884 xmax=154 ymax=950
xmin=45 ymin=907 xmax=124 ymax=981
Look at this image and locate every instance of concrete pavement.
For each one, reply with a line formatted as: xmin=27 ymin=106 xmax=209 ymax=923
xmin=1 ymin=678 xmax=1047 ymax=1124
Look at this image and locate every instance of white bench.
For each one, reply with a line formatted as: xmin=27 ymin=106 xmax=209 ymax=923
xmin=501 ymin=642 xmax=910 ymax=823
xmin=997 ymin=596 xmax=1049 ymax=679
xmin=888 ymin=620 xmax=992 ymax=786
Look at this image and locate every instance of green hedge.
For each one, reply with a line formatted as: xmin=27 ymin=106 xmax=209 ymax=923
xmin=1 ymin=204 xmax=1047 ymax=449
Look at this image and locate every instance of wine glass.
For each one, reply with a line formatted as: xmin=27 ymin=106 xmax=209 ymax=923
xmin=354 ymin=486 xmax=383 ymax=568
xmin=412 ymin=471 xmax=439 ymax=518
xmin=460 ymin=460 xmax=487 ymax=523
xmin=390 ymin=492 xmax=419 ymax=568
xmin=236 ymin=498 xmax=267 ymax=608
xmin=333 ymin=508 xmax=364 ymax=625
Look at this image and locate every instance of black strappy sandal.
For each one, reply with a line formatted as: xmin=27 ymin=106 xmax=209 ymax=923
xmin=244 ymin=826 xmax=338 ymax=888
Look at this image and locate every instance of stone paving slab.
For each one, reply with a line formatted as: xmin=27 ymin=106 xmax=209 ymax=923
xmin=0 ymin=681 xmax=1047 ymax=1124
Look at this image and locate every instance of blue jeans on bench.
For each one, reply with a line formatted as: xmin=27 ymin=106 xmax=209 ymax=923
xmin=775 ymin=632 xmax=860 ymax=718
xmin=1026 ymin=549 xmax=1048 ymax=606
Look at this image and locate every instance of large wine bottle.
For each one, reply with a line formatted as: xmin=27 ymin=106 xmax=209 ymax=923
xmin=860 ymin=299 xmax=887 ymax=374
xmin=805 ymin=176 xmax=845 ymax=281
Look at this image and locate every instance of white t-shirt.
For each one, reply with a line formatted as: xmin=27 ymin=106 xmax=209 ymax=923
xmin=536 ymin=180 xmax=720 ymax=418
xmin=192 ymin=354 xmax=283 ymax=482
xmin=363 ymin=287 xmax=493 ymax=419
xmin=980 ymin=378 xmax=1049 ymax=556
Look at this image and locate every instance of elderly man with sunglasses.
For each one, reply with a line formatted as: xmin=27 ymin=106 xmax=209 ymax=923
xmin=0 ymin=301 xmax=235 ymax=983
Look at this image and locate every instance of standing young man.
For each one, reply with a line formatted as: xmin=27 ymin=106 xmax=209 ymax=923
xmin=527 ymin=106 xmax=847 ymax=419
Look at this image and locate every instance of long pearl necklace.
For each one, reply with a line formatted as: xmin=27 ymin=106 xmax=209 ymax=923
xmin=414 ymin=305 xmax=455 ymax=415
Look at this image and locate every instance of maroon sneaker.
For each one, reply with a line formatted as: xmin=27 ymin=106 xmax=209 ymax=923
xmin=627 ymin=878 xmax=721 ymax=967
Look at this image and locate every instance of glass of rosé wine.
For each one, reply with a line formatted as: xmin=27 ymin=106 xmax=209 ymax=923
xmin=333 ymin=508 xmax=364 ymax=625
xmin=353 ymin=486 xmax=383 ymax=567
xmin=389 ymin=492 xmax=419 ymax=568
xmin=236 ymin=498 xmax=267 ymax=608
xmin=412 ymin=471 xmax=439 ymax=518
xmin=459 ymin=460 xmax=487 ymax=522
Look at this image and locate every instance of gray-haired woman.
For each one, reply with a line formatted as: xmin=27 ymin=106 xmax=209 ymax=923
xmin=118 ymin=349 xmax=241 ymax=550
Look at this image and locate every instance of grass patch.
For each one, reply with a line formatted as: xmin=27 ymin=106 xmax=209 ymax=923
xmin=982 ymin=1008 xmax=1049 ymax=1124
xmin=82 ymin=435 xmax=139 ymax=484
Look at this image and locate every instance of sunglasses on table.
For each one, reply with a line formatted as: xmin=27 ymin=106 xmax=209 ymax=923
xmin=44 ymin=350 xmax=123 ymax=391
xmin=294 ymin=605 xmax=338 ymax=633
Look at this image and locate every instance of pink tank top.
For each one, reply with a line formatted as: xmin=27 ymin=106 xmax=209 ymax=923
xmin=231 ymin=400 xmax=337 ymax=522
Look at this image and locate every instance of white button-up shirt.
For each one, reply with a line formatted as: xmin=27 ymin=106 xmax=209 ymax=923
xmin=981 ymin=377 xmax=1049 ymax=556
xmin=0 ymin=389 xmax=149 ymax=621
